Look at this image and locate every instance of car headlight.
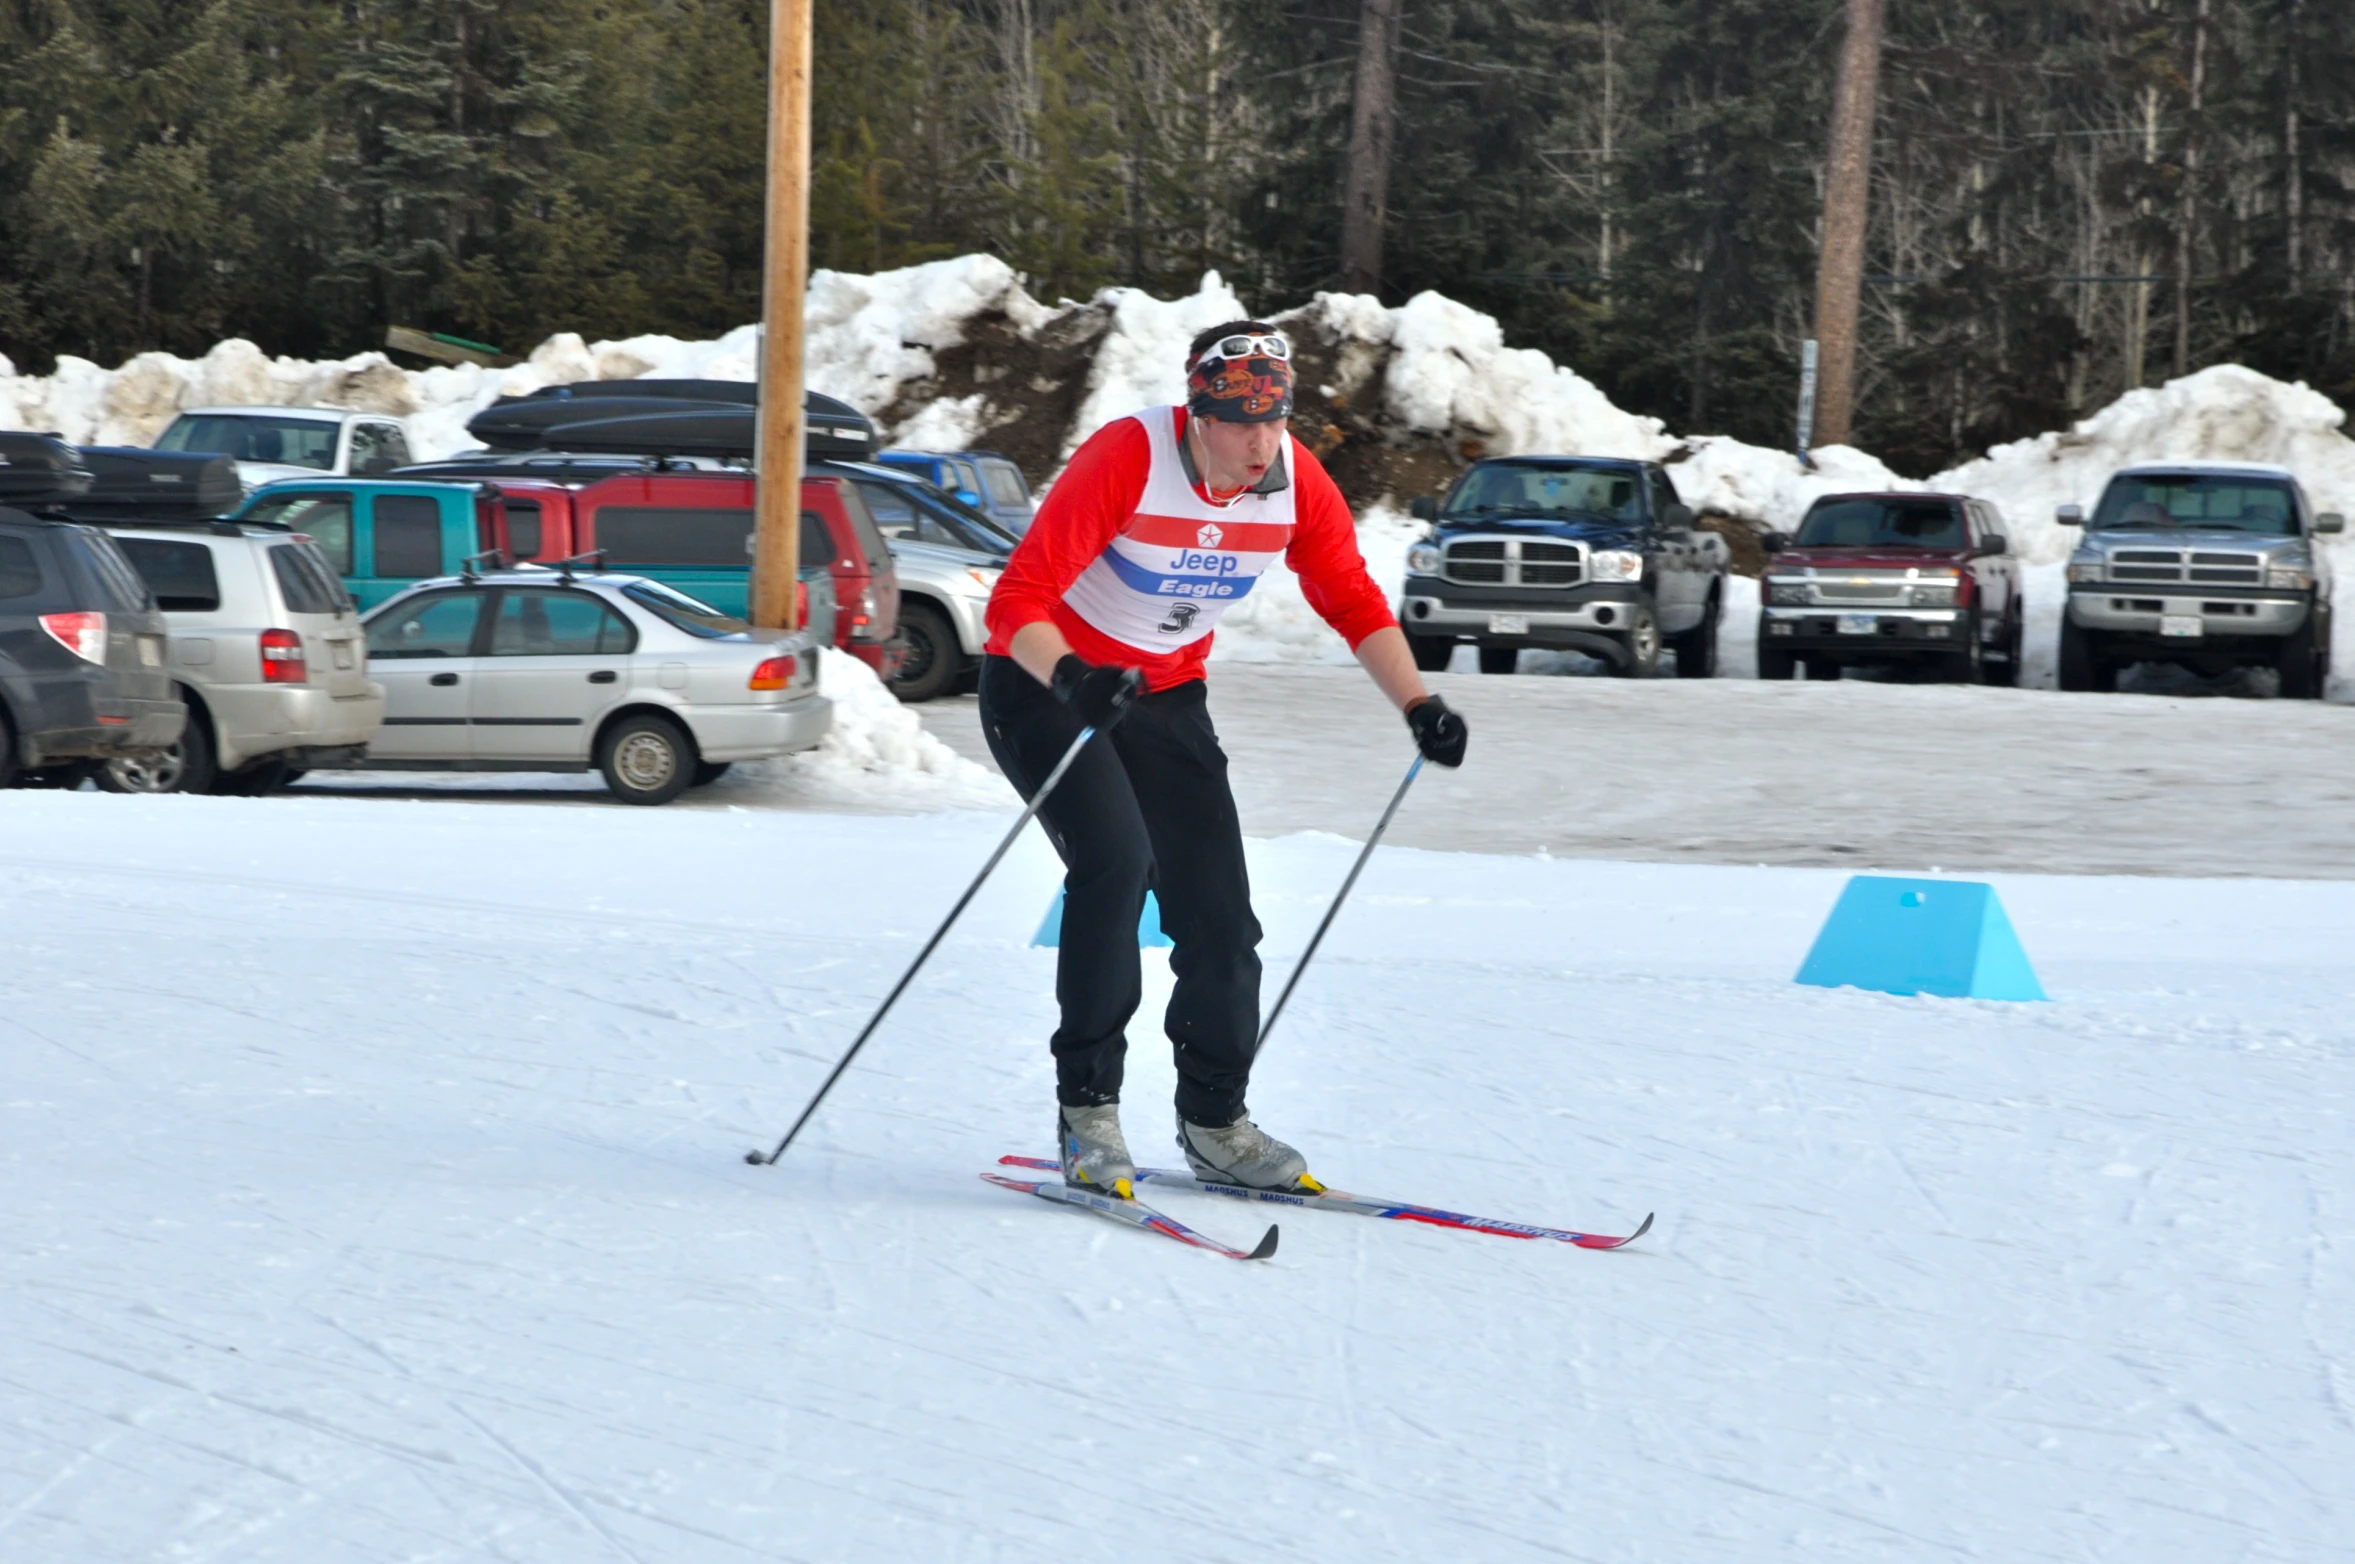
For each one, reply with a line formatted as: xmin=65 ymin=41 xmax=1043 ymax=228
xmin=1764 ymin=575 xmax=1810 ymax=605
xmin=1406 ymin=542 xmax=1442 ymax=576
xmin=1909 ymin=582 xmax=1959 ymax=607
xmin=1589 ymin=549 xmax=1644 ymax=583
xmin=2268 ymin=565 xmax=2315 ymax=590
xmin=2066 ymin=561 xmax=2103 ymax=584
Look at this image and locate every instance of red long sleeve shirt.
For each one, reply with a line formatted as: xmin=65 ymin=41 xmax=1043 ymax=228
xmin=983 ymin=411 xmax=1396 ymax=691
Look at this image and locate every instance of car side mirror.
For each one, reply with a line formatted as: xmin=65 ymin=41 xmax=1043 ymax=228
xmin=2056 ymin=504 xmax=2084 ymax=526
xmin=1663 ymin=502 xmax=1696 ymax=531
xmin=1410 ymin=496 xmax=1439 ymax=523
xmin=1761 ymin=532 xmax=1787 ymax=554
xmin=2317 ymin=512 xmax=2345 ymax=535
xmin=1974 ymin=535 xmax=2009 ymax=558
xmin=956 ymin=489 xmax=982 ymax=507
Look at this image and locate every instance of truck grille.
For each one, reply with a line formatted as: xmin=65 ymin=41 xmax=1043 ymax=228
xmin=2109 ymin=548 xmax=2265 ymax=585
xmin=1440 ymin=537 xmax=1584 ymax=588
xmin=1812 ymin=572 xmax=1911 ymax=605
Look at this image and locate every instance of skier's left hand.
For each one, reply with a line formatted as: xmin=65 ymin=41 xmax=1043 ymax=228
xmin=1405 ymin=695 xmax=1467 ymax=767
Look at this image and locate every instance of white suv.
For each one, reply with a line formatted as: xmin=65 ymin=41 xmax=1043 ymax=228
xmin=100 ymin=521 xmax=386 ymax=793
xmin=154 ymin=408 xmax=415 ymax=492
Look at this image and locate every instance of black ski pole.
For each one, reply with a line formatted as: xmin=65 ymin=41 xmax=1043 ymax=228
xmin=747 ymin=721 xmax=1104 ymax=1167
xmin=1255 ymin=752 xmax=1424 ymax=1053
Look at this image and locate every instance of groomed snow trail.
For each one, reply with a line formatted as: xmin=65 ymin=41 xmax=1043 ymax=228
xmin=3 ymin=792 xmax=2350 ymax=1561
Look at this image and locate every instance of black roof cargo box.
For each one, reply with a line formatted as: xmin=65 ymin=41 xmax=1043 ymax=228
xmin=0 ymin=432 xmax=94 ymax=504
xmin=537 ymin=394 xmax=873 ymax=463
xmin=62 ymin=447 xmax=243 ymax=522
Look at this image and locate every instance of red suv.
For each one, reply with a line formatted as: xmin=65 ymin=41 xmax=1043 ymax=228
xmin=1758 ymin=492 xmax=2022 ymax=684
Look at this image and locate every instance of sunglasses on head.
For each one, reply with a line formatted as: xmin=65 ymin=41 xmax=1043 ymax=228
xmin=1196 ymin=333 xmax=1290 ymax=365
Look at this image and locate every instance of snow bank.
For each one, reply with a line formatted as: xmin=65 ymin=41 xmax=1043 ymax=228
xmin=725 ymin=648 xmax=1015 ymax=811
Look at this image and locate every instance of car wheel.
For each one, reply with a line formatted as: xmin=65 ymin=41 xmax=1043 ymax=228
xmin=1757 ymin=645 xmax=1796 ymax=680
xmin=2276 ymin=616 xmax=2323 ymax=699
xmin=598 ymin=712 xmax=697 ymax=805
xmin=1800 ymin=656 xmax=1839 ymax=681
xmin=888 ymin=602 xmax=959 ymax=704
xmin=1478 ymin=646 xmax=1519 ymax=675
xmin=1408 ymin=635 xmax=1453 ymax=672
xmin=1984 ymin=615 xmax=2022 ymax=687
xmin=99 ymin=712 xmax=216 ymax=795
xmin=1674 ymin=591 xmax=1720 ymax=678
xmin=691 ymin=761 xmax=733 ymax=787
xmin=2057 ymin=618 xmax=2103 ymax=692
xmin=1610 ymin=600 xmax=1661 ymax=678
xmin=1943 ymin=634 xmax=1984 ymax=684
xmin=12 ymin=760 xmax=98 ymax=788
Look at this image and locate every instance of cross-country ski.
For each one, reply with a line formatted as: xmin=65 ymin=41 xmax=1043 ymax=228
xmin=981 ymin=1172 xmax=1280 ymax=1260
xmin=998 ymin=1155 xmax=1652 ymax=1249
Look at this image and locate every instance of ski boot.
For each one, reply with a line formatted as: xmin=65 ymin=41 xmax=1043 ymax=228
xmin=1177 ymin=1114 xmax=1323 ymax=1193
xmin=1059 ymin=1104 xmax=1137 ymax=1199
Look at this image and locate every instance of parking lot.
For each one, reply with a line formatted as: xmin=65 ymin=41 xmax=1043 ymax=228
xmin=914 ymin=662 xmax=2355 ymax=879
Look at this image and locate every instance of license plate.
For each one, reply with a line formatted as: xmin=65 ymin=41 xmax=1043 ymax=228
xmin=1837 ymin=614 xmax=1878 ymax=635
xmin=1487 ymin=614 xmax=1529 ymax=636
xmin=332 ymin=642 xmax=356 ymax=669
xmin=2160 ymin=614 xmax=2203 ymax=638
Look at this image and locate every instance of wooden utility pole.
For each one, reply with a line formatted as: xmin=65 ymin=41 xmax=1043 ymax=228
xmin=1809 ymin=0 xmax=1887 ymax=449
xmin=1338 ymin=0 xmax=1403 ymax=296
xmin=749 ymin=0 xmax=813 ymax=629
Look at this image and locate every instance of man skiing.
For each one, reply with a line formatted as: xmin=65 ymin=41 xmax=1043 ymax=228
xmin=980 ymin=319 xmax=1470 ymax=1200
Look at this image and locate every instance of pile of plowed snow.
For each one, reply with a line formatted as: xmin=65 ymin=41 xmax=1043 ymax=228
xmin=10 ymin=253 xmax=2355 ymax=693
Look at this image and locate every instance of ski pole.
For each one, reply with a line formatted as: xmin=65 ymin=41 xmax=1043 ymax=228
xmin=747 ymin=721 xmax=1104 ymax=1167
xmin=1255 ymin=752 xmax=1424 ymax=1053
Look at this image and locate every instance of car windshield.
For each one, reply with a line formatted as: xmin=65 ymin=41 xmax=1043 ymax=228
xmin=157 ymin=414 xmax=338 ymax=470
xmin=1795 ymin=498 xmax=1964 ymax=548
xmin=1445 ymin=463 xmax=1643 ymax=522
xmin=2092 ymin=474 xmax=2300 ymax=535
xmin=620 ymin=579 xmax=749 ymax=639
xmin=857 ymin=477 xmax=1017 ymax=555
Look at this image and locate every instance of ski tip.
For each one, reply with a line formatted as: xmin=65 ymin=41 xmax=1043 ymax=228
xmin=1246 ymin=1224 xmax=1280 ymax=1261
xmin=1577 ymin=1211 xmax=1655 ymax=1250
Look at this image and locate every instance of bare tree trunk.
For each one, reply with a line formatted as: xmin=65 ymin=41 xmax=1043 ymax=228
xmin=1598 ymin=9 xmax=1616 ymax=306
xmin=2126 ymin=84 xmax=2157 ymax=391
xmin=2285 ymin=0 xmax=2304 ymax=292
xmin=2172 ymin=0 xmax=2209 ymax=377
xmin=1810 ymin=0 xmax=1887 ymax=448
xmin=1338 ymin=0 xmax=1403 ymax=296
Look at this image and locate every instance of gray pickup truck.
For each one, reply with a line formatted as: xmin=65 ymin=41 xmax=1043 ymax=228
xmin=2059 ymin=462 xmax=2343 ymax=697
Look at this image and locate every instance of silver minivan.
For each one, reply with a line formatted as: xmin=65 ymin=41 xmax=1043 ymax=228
xmin=99 ymin=521 xmax=386 ymax=793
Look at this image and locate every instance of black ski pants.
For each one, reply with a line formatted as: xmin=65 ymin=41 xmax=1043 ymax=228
xmin=978 ymin=654 xmax=1262 ymax=1127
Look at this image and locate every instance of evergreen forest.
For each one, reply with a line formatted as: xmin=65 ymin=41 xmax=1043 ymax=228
xmin=2 ymin=0 xmax=2351 ymax=473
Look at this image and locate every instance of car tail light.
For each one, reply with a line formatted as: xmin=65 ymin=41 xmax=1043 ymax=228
xmin=794 ymin=579 xmax=809 ymax=628
xmin=851 ymin=585 xmax=878 ymax=636
xmin=39 ymin=611 xmax=107 ymax=663
xmin=749 ymin=654 xmax=797 ymax=690
xmin=259 ymin=627 xmax=308 ymax=684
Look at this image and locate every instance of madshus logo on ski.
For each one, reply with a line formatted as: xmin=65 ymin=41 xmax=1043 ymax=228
xmin=742 ymin=716 xmax=1652 ymax=1260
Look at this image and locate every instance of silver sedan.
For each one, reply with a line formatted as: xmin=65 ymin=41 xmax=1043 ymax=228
xmin=358 ymin=567 xmax=831 ymax=804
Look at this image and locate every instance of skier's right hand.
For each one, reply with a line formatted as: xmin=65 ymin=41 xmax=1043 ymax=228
xmin=1405 ymin=695 xmax=1468 ymax=767
xmin=1052 ymin=655 xmax=1144 ymax=728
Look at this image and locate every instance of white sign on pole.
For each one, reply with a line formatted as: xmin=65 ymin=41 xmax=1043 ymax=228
xmin=1796 ymin=338 xmax=1820 ymax=458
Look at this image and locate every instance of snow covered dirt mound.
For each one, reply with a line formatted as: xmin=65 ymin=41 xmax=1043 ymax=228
xmin=4 ymin=794 xmax=2351 ymax=1559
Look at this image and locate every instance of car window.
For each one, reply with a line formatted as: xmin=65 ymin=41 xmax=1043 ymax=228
xmin=620 ymin=580 xmax=750 ymax=639
xmin=2092 ymin=474 xmax=2299 ymax=535
xmin=119 ymin=538 xmax=223 ymax=612
xmin=373 ymin=495 xmax=446 ymax=576
xmin=1795 ymin=499 xmax=1965 ymax=548
xmin=70 ymin=530 xmax=155 ymax=611
xmin=951 ymin=459 xmax=984 ymax=496
xmin=349 ymin=424 xmax=392 ymax=476
xmin=1446 ymin=463 xmax=1643 ymax=522
xmin=488 ymin=588 xmax=637 ymax=655
xmin=244 ymin=493 xmax=354 ymax=571
xmin=378 ymin=425 xmax=413 ymax=469
xmin=856 ymin=479 xmax=961 ymax=549
xmin=832 ymin=482 xmax=893 ymax=569
xmin=801 ymin=511 xmax=834 ymax=566
xmin=367 ymin=591 xmax=484 ymax=658
xmin=983 ymin=461 xmax=1029 ymax=508
xmin=504 ymin=500 xmax=544 ymax=559
xmin=592 ymin=505 xmax=754 ymax=565
xmin=0 ymin=534 xmax=43 ymax=599
xmin=270 ymin=543 xmax=348 ymax=614
xmin=156 ymin=414 xmax=337 ymax=469
xmin=1648 ymin=471 xmax=1683 ymax=521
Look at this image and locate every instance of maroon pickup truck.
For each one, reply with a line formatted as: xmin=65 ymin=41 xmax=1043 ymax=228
xmin=1757 ymin=492 xmax=2022 ymax=683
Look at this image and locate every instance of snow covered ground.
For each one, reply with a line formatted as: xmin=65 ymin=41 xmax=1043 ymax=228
xmin=3 ymin=791 xmax=2350 ymax=1560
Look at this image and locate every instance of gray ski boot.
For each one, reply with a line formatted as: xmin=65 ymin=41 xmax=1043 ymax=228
xmin=1059 ymin=1104 xmax=1137 ymax=1198
xmin=1176 ymin=1114 xmax=1320 ymax=1193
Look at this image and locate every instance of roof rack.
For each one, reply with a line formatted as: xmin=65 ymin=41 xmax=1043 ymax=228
xmin=459 ymin=548 xmax=511 ymax=582
xmin=549 ymin=548 xmax=609 ymax=583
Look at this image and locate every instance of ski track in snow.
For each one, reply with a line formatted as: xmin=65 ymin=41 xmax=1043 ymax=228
xmin=2 ymin=791 xmax=2352 ymax=1559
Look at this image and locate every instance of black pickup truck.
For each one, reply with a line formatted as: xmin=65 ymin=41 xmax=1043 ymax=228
xmin=1399 ymin=456 xmax=1730 ymax=676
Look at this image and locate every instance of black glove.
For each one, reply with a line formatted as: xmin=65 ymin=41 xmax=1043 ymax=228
xmin=1052 ymin=655 xmax=1144 ymax=729
xmin=1405 ymin=695 xmax=1467 ymax=767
